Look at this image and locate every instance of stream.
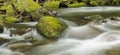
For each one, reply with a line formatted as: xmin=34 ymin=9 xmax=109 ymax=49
xmin=24 ymin=18 xmax=120 ymax=55
xmin=0 ymin=7 xmax=120 ymax=55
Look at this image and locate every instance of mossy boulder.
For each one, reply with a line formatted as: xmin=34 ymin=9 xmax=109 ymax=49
xmin=36 ymin=16 xmax=68 ymax=39
xmin=43 ymin=1 xmax=60 ymax=10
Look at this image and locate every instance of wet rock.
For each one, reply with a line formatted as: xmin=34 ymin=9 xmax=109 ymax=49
xmin=36 ymin=16 xmax=68 ymax=39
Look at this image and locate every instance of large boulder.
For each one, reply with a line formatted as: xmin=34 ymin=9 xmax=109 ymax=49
xmin=36 ymin=16 xmax=68 ymax=39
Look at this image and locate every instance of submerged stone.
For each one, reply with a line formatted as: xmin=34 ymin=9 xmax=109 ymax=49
xmin=36 ymin=16 xmax=68 ymax=39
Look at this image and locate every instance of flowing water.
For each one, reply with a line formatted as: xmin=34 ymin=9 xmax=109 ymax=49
xmin=0 ymin=7 xmax=120 ymax=55
xmin=0 ymin=19 xmax=120 ymax=55
xmin=21 ymin=19 xmax=120 ymax=55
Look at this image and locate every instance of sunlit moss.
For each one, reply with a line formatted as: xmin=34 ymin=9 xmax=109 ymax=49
xmin=6 ymin=5 xmax=15 ymax=16
xmin=5 ymin=16 xmax=19 ymax=23
xmin=82 ymin=0 xmax=88 ymax=3
xmin=14 ymin=0 xmax=24 ymax=12
xmin=25 ymin=0 xmax=42 ymax=12
xmin=10 ymin=0 xmax=17 ymax=4
xmin=0 ymin=1 xmax=8 ymax=10
xmin=15 ymin=0 xmax=42 ymax=12
xmin=68 ymin=2 xmax=86 ymax=8
xmin=0 ymin=16 xmax=19 ymax=27
xmin=43 ymin=1 xmax=60 ymax=10
xmin=59 ymin=0 xmax=72 ymax=4
xmin=90 ymin=1 xmax=99 ymax=6
xmin=0 ymin=6 xmax=6 ymax=10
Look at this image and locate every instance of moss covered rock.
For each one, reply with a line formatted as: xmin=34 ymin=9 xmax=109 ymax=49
xmin=68 ymin=2 xmax=86 ymax=8
xmin=43 ymin=1 xmax=60 ymax=10
xmin=36 ymin=16 xmax=68 ymax=39
xmin=5 ymin=16 xmax=19 ymax=23
xmin=15 ymin=0 xmax=42 ymax=12
xmin=90 ymin=1 xmax=99 ymax=6
xmin=6 ymin=5 xmax=15 ymax=16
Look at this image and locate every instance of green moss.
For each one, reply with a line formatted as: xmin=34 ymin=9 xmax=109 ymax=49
xmin=5 ymin=16 xmax=19 ymax=23
xmin=68 ymin=2 xmax=86 ymax=8
xmin=99 ymin=1 xmax=106 ymax=6
xmin=0 ymin=1 xmax=7 ymax=10
xmin=25 ymin=0 xmax=42 ymax=12
xmin=37 ymin=16 xmax=67 ymax=39
xmin=6 ymin=5 xmax=15 ymax=16
xmin=30 ymin=12 xmax=44 ymax=21
xmin=60 ymin=0 xmax=73 ymax=4
xmin=0 ymin=6 xmax=6 ymax=10
xmin=82 ymin=0 xmax=87 ymax=2
xmin=90 ymin=1 xmax=99 ymax=6
xmin=0 ymin=16 xmax=18 ymax=27
xmin=0 ymin=16 xmax=4 ymax=26
xmin=43 ymin=1 xmax=60 ymax=10
xmin=10 ymin=0 xmax=17 ymax=4
xmin=85 ymin=15 xmax=103 ymax=20
xmin=15 ymin=0 xmax=42 ymax=12
xmin=14 ymin=0 xmax=23 ymax=12
xmin=79 ymin=2 xmax=87 ymax=6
